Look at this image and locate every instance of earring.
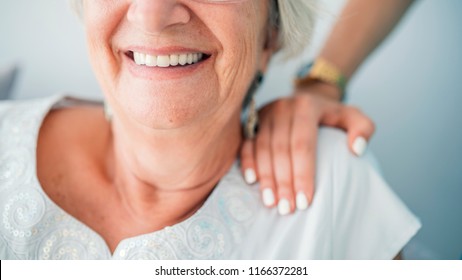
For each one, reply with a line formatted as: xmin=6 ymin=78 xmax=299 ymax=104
xmin=242 ymin=71 xmax=264 ymax=139
xmin=104 ymin=102 xmax=113 ymax=121
xmin=244 ymin=97 xmax=258 ymax=139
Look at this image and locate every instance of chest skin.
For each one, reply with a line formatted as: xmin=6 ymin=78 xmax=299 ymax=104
xmin=35 ymin=106 xmax=143 ymax=253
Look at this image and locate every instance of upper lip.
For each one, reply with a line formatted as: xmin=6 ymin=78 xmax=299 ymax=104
xmin=123 ymin=46 xmax=212 ymax=56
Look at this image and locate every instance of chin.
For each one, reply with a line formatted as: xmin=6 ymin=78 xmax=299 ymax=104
xmin=115 ymin=91 xmax=215 ymax=129
xmin=107 ymin=65 xmax=221 ymax=129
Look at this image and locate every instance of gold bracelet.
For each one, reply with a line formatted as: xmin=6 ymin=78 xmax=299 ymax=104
xmin=294 ymin=58 xmax=348 ymax=101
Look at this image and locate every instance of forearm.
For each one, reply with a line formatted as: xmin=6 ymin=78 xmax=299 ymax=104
xmin=320 ymin=0 xmax=416 ymax=79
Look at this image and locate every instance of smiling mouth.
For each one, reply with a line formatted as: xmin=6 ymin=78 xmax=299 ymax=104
xmin=126 ymin=51 xmax=210 ymax=67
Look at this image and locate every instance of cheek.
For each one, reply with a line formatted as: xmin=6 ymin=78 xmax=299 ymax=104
xmin=83 ymin=3 xmax=125 ymax=95
xmin=213 ymin=4 xmax=267 ymax=99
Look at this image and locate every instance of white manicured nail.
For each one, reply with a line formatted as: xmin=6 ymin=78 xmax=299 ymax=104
xmin=278 ymin=199 xmax=291 ymax=215
xmin=352 ymin=137 xmax=368 ymax=157
xmin=262 ymin=189 xmax=275 ymax=207
xmin=244 ymin=168 xmax=257 ymax=184
xmin=296 ymin=192 xmax=308 ymax=210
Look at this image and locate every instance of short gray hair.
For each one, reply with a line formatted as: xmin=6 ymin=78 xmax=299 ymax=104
xmin=69 ymin=0 xmax=317 ymax=59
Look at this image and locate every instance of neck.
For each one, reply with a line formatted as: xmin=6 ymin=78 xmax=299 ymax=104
xmin=105 ymin=113 xmax=241 ymax=228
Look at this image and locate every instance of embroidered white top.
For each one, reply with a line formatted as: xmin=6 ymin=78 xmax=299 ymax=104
xmin=0 ymin=95 xmax=421 ymax=260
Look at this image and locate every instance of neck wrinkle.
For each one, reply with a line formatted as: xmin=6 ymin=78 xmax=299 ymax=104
xmin=103 ymin=112 xmax=242 ymax=228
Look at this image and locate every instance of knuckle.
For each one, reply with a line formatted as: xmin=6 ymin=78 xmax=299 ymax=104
xmin=240 ymin=150 xmax=249 ymax=161
xmin=240 ymin=141 xmax=252 ymax=154
xmin=271 ymin=139 xmax=289 ymax=155
xmin=258 ymin=173 xmax=274 ymax=186
xmin=295 ymin=92 xmax=313 ymax=101
xmin=272 ymin=100 xmax=291 ymax=115
xmin=293 ymin=104 xmax=312 ymax=118
xmin=295 ymin=175 xmax=311 ymax=187
xmin=291 ymin=137 xmax=311 ymax=154
xmin=295 ymin=94 xmax=316 ymax=108
xmin=240 ymin=152 xmax=254 ymax=165
xmin=275 ymin=180 xmax=293 ymax=193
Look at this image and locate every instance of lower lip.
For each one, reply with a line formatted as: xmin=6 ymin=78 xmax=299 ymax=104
xmin=123 ymin=54 xmax=208 ymax=80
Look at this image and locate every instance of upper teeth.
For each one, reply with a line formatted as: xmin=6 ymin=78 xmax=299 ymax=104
xmin=133 ymin=52 xmax=204 ymax=67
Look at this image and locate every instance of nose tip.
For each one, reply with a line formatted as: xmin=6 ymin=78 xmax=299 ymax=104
xmin=127 ymin=0 xmax=191 ymax=35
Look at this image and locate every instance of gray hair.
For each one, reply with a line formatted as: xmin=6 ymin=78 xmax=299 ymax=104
xmin=275 ymin=0 xmax=317 ymax=58
xmin=69 ymin=0 xmax=317 ymax=59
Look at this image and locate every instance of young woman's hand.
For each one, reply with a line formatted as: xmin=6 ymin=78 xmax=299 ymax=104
xmin=240 ymin=83 xmax=375 ymax=215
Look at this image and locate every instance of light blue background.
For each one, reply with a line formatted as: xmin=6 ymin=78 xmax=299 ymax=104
xmin=1 ymin=0 xmax=461 ymax=259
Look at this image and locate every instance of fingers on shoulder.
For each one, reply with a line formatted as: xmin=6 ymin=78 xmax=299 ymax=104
xmin=339 ymin=106 xmax=375 ymax=156
xmin=342 ymin=106 xmax=375 ymax=138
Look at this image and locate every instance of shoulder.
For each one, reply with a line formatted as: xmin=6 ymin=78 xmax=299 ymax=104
xmin=37 ymin=100 xmax=108 ymax=161
xmin=0 ymin=95 xmax=61 ymax=113
xmin=316 ymin=127 xmax=366 ymax=169
xmin=224 ymin=129 xmax=420 ymax=259
xmin=0 ymin=97 xmax=60 ymax=179
xmin=0 ymin=96 xmax=60 ymax=259
xmin=315 ymin=127 xmax=361 ymax=171
xmin=315 ymin=127 xmax=384 ymax=192
xmin=0 ymin=96 xmax=63 ymax=139
xmin=314 ymin=128 xmax=421 ymax=259
xmin=0 ymin=96 xmax=111 ymax=260
xmin=0 ymin=96 xmax=63 ymax=174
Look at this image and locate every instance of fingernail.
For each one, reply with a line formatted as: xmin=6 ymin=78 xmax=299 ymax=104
xmin=244 ymin=168 xmax=257 ymax=184
xmin=278 ymin=199 xmax=291 ymax=215
xmin=352 ymin=137 xmax=368 ymax=157
xmin=262 ymin=189 xmax=275 ymax=207
xmin=296 ymin=192 xmax=308 ymax=210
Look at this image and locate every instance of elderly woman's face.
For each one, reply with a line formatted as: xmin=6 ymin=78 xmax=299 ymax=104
xmin=82 ymin=0 xmax=273 ymax=128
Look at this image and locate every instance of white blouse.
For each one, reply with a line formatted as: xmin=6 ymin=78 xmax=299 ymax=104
xmin=0 ymin=95 xmax=421 ymax=259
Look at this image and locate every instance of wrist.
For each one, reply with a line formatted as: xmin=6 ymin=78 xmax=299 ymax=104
xmin=294 ymin=58 xmax=348 ymax=102
xmin=296 ymin=80 xmax=343 ymax=102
